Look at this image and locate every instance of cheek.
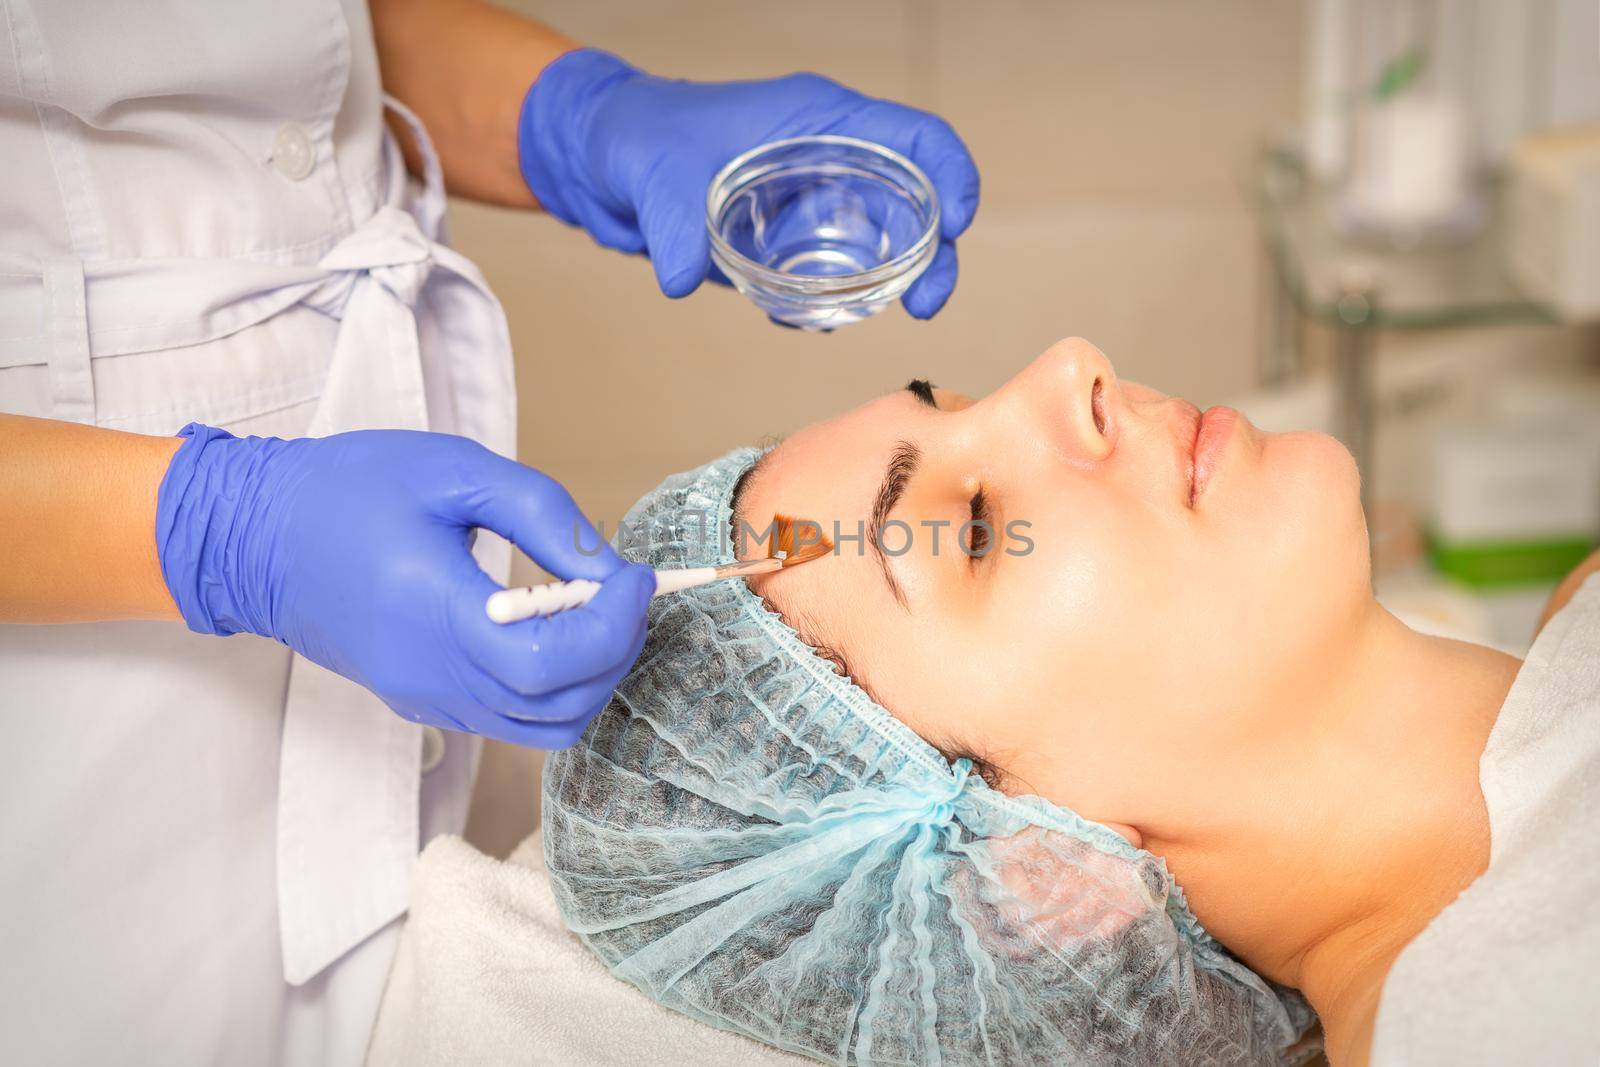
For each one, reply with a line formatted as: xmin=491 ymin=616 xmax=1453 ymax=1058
xmin=862 ymin=505 xmax=1168 ymax=778
xmin=1006 ymin=502 xmax=1158 ymax=654
xmin=984 ymin=501 xmax=1189 ymax=743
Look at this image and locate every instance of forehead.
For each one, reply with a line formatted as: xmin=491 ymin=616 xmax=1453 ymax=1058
xmin=738 ymin=389 xmax=916 ymax=627
xmin=750 ymin=391 xmax=905 ymax=526
xmin=744 ymin=383 xmax=972 ymax=527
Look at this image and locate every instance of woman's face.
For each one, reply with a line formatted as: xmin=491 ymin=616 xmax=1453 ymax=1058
xmin=741 ymin=337 xmax=1368 ymax=840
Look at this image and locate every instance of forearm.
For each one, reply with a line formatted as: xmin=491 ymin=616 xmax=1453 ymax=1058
xmin=0 ymin=414 xmax=181 ymax=623
xmin=371 ymin=0 xmax=577 ymax=207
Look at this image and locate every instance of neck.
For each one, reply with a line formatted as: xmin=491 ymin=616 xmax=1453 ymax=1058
xmin=1152 ymin=604 xmax=1521 ymax=1065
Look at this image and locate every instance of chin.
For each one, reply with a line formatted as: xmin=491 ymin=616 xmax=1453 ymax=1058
xmin=1264 ymin=429 xmax=1358 ymax=490
xmin=1303 ymin=430 xmax=1362 ymax=517
xmin=1271 ymin=429 xmax=1370 ymax=575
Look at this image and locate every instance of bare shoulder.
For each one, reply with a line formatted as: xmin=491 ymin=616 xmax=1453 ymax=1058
xmin=1537 ymin=548 xmax=1600 ymax=636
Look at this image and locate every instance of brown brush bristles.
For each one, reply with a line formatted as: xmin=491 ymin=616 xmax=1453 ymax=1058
xmin=770 ymin=514 xmax=833 ymax=567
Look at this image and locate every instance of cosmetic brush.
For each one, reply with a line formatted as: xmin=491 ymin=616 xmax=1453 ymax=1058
xmin=485 ymin=514 xmax=831 ymax=624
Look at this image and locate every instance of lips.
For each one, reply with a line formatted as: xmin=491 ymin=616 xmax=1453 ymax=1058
xmin=1170 ymin=401 xmax=1201 ymax=505
xmin=1189 ymin=406 xmax=1240 ymax=505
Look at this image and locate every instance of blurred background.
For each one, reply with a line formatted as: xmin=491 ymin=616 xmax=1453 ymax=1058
xmin=461 ymin=0 xmax=1600 ymax=854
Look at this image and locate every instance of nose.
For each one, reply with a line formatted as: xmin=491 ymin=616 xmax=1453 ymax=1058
xmin=989 ymin=337 xmax=1119 ymax=463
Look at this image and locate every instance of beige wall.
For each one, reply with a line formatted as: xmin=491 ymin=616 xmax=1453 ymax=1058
xmin=460 ymin=0 xmax=1306 ymax=856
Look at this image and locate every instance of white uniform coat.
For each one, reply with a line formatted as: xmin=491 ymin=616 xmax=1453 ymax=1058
xmin=0 ymin=1 xmax=516 ymax=1062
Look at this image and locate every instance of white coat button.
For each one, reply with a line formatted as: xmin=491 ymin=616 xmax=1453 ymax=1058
xmin=420 ymin=726 xmax=446 ymax=775
xmin=271 ymin=123 xmax=315 ymax=181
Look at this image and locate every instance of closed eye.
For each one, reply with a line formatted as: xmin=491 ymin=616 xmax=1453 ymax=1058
xmin=965 ymin=487 xmax=992 ymax=561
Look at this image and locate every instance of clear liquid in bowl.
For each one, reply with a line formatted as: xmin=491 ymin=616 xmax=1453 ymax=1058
xmin=708 ymin=137 xmax=939 ymax=329
xmin=720 ymin=171 xmax=925 ymax=276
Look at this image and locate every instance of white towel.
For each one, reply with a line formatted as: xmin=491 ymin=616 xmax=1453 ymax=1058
xmin=367 ymin=832 xmax=809 ymax=1066
xmin=1371 ymin=574 xmax=1600 ymax=1064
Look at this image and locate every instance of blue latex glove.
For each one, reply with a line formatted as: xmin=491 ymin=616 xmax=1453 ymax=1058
xmin=155 ymin=424 xmax=652 ymax=748
xmin=518 ymin=49 xmax=980 ymax=318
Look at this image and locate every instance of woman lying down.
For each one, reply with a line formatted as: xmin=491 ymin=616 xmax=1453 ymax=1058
xmin=374 ymin=338 xmax=1599 ymax=1067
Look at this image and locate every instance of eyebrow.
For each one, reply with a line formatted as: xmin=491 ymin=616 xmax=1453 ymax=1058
xmin=869 ymin=441 xmax=919 ymax=609
xmin=905 ymin=379 xmax=937 ymax=408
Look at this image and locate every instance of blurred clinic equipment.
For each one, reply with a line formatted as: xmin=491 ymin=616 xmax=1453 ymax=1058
xmin=1508 ymin=125 xmax=1600 ymax=320
xmin=1261 ymin=0 xmax=1600 ymax=612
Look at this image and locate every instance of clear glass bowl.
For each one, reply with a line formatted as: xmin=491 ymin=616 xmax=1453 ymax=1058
xmin=706 ymin=135 xmax=940 ymax=330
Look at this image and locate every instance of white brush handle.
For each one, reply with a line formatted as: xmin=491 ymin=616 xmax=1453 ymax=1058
xmin=485 ymin=566 xmax=725 ymax=624
xmin=485 ymin=579 xmax=602 ymax=623
xmin=649 ymin=566 xmax=718 ymax=596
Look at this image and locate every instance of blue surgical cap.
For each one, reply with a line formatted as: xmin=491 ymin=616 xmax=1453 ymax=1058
xmin=543 ymin=448 xmax=1314 ymax=1065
